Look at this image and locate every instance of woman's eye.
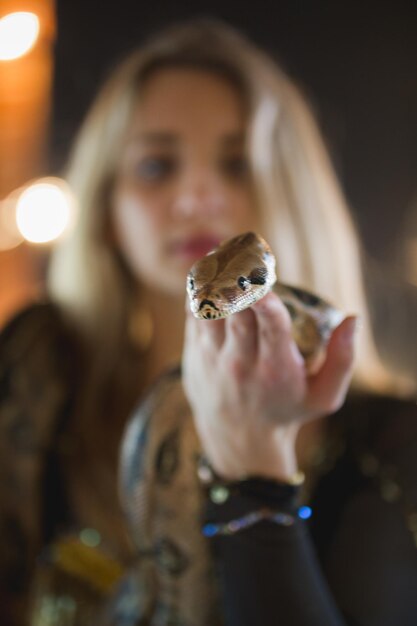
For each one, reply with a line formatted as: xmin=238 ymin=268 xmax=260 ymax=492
xmin=134 ymin=157 xmax=176 ymax=181
xmin=221 ymin=156 xmax=249 ymax=180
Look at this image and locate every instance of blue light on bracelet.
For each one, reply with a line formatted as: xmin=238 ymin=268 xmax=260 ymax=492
xmin=297 ymin=505 xmax=312 ymax=520
xmin=204 ymin=523 xmax=221 ymax=538
xmin=202 ymin=505 xmax=313 ymax=538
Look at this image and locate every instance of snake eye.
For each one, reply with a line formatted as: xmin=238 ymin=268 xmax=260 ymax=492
xmin=237 ymin=276 xmax=249 ymax=290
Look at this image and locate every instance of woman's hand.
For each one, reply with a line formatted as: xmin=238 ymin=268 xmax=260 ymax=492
xmin=182 ymin=291 xmax=357 ymax=482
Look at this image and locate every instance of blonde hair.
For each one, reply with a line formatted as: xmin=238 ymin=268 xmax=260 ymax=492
xmin=48 ymin=18 xmax=413 ymax=397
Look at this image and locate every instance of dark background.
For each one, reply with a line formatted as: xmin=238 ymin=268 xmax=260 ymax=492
xmin=50 ymin=0 xmax=417 ymax=266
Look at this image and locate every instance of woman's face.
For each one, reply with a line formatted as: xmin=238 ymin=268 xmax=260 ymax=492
xmin=111 ymin=68 xmax=258 ymax=296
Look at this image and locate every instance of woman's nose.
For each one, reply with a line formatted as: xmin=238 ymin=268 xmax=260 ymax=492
xmin=171 ymin=167 xmax=226 ymax=219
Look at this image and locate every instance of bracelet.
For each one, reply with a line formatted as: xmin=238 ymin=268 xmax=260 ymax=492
xmin=197 ymin=455 xmax=305 ymax=506
xmin=202 ymin=505 xmax=312 ymax=537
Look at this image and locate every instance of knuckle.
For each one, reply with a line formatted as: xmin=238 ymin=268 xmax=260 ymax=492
xmin=227 ymin=356 xmax=250 ymax=382
xmin=259 ymin=362 xmax=289 ymax=391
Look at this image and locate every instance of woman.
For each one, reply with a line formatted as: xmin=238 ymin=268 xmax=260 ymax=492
xmin=0 ymin=17 xmax=415 ymax=626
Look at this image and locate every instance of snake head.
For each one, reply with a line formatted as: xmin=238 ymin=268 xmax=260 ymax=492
xmin=186 ymin=232 xmax=277 ymax=319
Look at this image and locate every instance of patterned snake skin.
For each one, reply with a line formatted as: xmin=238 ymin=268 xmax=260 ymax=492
xmin=118 ymin=232 xmax=344 ymax=625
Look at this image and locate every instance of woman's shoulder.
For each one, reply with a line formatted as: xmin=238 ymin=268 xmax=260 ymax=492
xmin=0 ymin=299 xmax=84 ymax=458
xmin=0 ymin=299 xmax=81 ymax=372
xmin=1 ymin=299 xmax=67 ymax=346
xmin=0 ymin=300 xmax=83 ymax=429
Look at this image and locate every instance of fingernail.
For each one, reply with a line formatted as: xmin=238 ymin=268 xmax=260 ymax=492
xmin=341 ymin=316 xmax=359 ymax=345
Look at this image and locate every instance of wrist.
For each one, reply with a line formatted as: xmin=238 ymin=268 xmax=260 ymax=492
xmin=267 ymin=424 xmax=301 ymax=482
xmin=195 ymin=416 xmax=301 ymax=483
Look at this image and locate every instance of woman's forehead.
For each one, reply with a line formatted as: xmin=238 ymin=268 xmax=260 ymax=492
xmin=128 ymin=68 xmax=247 ymax=136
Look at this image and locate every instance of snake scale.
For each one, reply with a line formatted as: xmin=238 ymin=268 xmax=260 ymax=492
xmin=118 ymin=232 xmax=344 ymax=625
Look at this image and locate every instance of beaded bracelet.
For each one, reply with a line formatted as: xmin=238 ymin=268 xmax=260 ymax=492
xmin=202 ymin=505 xmax=312 ymax=537
xmin=197 ymin=454 xmax=305 ymax=508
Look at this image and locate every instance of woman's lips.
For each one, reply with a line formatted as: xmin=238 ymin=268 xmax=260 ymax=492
xmin=170 ymin=234 xmax=222 ymax=261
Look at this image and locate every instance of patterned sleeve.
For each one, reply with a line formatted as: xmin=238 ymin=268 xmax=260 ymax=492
xmin=0 ymin=303 xmax=79 ymax=625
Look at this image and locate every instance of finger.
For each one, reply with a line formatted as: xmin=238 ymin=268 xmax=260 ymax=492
xmin=306 ymin=315 xmax=357 ymax=417
xmin=199 ymin=318 xmax=226 ymax=351
xmin=182 ymin=313 xmax=198 ymax=382
xmin=223 ymin=307 xmax=258 ymax=361
xmin=252 ymin=292 xmax=300 ymax=366
xmin=183 ymin=311 xmax=200 ymax=357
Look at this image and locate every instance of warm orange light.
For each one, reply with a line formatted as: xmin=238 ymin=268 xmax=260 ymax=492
xmin=0 ymin=191 xmax=24 ymax=251
xmin=0 ymin=11 xmax=40 ymax=61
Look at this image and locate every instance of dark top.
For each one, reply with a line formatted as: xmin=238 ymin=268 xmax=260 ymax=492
xmin=1 ymin=303 xmax=417 ymax=626
xmin=206 ymin=390 xmax=417 ymax=626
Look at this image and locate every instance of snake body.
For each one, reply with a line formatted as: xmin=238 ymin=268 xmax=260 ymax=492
xmin=118 ymin=232 xmax=344 ymax=625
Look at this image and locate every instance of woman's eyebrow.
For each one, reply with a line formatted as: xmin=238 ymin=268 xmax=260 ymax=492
xmin=129 ymin=132 xmax=179 ymax=146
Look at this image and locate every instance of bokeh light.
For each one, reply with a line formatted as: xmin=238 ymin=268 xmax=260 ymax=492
xmin=15 ymin=178 xmax=74 ymax=244
xmin=0 ymin=12 xmax=40 ymax=61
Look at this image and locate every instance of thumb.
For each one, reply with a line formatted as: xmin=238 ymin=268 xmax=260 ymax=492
xmin=306 ymin=315 xmax=358 ymax=417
